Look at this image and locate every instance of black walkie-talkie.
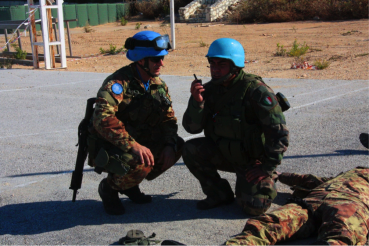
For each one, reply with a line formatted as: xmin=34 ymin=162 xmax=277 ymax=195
xmin=194 ymin=74 xmax=202 ymax=85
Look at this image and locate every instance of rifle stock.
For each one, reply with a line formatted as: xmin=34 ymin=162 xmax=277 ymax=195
xmin=70 ymin=97 xmax=96 ymax=202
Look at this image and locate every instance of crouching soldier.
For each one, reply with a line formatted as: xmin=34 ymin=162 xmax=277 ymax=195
xmin=88 ymin=31 xmax=184 ymax=215
xmin=182 ymin=38 xmax=289 ymax=215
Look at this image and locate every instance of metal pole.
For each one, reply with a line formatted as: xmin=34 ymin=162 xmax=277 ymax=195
xmin=4 ymin=29 xmax=10 ymax=51
xmin=169 ymin=0 xmax=175 ymax=50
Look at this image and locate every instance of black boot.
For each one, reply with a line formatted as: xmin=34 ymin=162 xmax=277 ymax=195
xmin=360 ymin=133 xmax=369 ymax=149
xmin=197 ymin=196 xmax=234 ymax=210
xmin=98 ymin=178 xmax=125 ymax=215
xmin=120 ymin=185 xmax=152 ymax=204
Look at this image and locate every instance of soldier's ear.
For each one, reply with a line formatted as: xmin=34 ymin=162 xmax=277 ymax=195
xmin=137 ymin=59 xmax=145 ymax=66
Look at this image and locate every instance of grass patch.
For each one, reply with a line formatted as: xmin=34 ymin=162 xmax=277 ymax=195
xmin=84 ymin=22 xmax=94 ymax=33
xmin=313 ymin=59 xmax=330 ymax=69
xmin=341 ymin=30 xmax=359 ymax=36
xmin=199 ymin=37 xmax=209 ymax=47
xmin=120 ymin=17 xmax=128 ymax=26
xmin=288 ymin=40 xmax=309 ymax=57
xmin=274 ymin=43 xmax=286 ymax=56
xmin=135 ymin=22 xmax=142 ymax=30
xmin=100 ymin=44 xmax=126 ymax=55
xmin=11 ymin=44 xmax=27 ymax=60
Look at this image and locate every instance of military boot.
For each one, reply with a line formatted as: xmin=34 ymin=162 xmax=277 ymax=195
xmin=98 ymin=178 xmax=125 ymax=215
xmin=197 ymin=196 xmax=234 ymax=210
xmin=360 ymin=133 xmax=369 ymax=149
xmin=120 ymin=185 xmax=152 ymax=204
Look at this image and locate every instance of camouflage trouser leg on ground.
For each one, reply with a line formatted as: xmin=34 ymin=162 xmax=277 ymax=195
xmin=182 ymin=137 xmax=235 ymax=203
xmin=317 ymin=199 xmax=369 ymax=245
xmin=225 ymin=203 xmax=317 ymax=245
xmin=107 ymin=137 xmax=184 ymax=190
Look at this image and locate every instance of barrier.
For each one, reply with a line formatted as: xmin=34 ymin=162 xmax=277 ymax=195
xmin=0 ymin=7 xmax=11 ymax=34
xmin=87 ymin=4 xmax=99 ymax=26
xmin=108 ymin=4 xmax=117 ymax=22
xmin=76 ymin=4 xmax=88 ymax=27
xmin=63 ymin=5 xmax=77 ymax=28
xmin=116 ymin=3 xmax=128 ymax=20
xmin=98 ymin=4 xmax=108 ymax=25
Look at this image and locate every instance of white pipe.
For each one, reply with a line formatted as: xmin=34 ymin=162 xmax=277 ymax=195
xmin=169 ymin=0 xmax=175 ymax=49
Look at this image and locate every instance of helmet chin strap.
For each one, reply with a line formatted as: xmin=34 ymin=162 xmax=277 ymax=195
xmin=136 ymin=58 xmax=157 ymax=78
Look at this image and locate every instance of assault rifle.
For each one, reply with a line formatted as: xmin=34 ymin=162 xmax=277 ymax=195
xmin=69 ymin=97 xmax=96 ymax=202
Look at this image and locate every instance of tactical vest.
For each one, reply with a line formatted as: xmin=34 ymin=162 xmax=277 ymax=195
xmin=203 ymin=75 xmax=265 ymax=166
xmin=102 ymin=65 xmax=172 ymax=143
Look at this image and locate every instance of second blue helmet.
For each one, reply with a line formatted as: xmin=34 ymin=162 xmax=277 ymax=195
xmin=206 ymin=38 xmax=245 ymax=68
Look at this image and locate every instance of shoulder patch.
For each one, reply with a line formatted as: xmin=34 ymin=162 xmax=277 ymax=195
xmin=262 ymin=95 xmax=273 ymax=106
xmin=112 ymin=83 xmax=123 ymax=95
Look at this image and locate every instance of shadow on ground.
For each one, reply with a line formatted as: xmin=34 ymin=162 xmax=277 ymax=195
xmin=0 ymin=193 xmax=247 ymax=236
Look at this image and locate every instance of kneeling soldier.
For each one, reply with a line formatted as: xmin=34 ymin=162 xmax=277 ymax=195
xmin=88 ymin=31 xmax=183 ymax=215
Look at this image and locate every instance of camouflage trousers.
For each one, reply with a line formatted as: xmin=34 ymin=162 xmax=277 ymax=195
xmin=89 ymin=136 xmax=184 ymax=191
xmin=225 ymin=194 xmax=369 ymax=245
xmin=182 ymin=137 xmax=277 ymax=216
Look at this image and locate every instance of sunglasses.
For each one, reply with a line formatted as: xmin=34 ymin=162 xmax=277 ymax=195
xmin=149 ymin=56 xmax=165 ymax=63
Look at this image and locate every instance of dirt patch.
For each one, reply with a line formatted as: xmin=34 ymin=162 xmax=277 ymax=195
xmin=5 ymin=18 xmax=369 ymax=80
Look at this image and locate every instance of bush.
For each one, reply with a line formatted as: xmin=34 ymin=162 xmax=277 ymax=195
xmin=229 ymin=0 xmax=368 ymax=23
xmin=135 ymin=0 xmax=166 ymax=19
xmin=99 ymin=44 xmax=126 ymax=55
xmin=120 ymin=17 xmax=128 ymax=26
xmin=274 ymin=43 xmax=286 ymax=56
xmin=12 ymin=44 xmax=27 ymax=60
xmin=288 ymin=40 xmax=309 ymax=57
xmin=135 ymin=0 xmax=193 ymax=19
xmin=313 ymin=59 xmax=330 ymax=70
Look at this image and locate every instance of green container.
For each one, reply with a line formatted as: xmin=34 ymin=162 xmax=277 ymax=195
xmin=108 ymin=4 xmax=117 ymax=23
xmin=10 ymin=5 xmax=26 ymax=20
xmin=98 ymin=4 xmax=108 ymax=25
xmin=0 ymin=7 xmax=11 ymax=21
xmin=76 ymin=4 xmax=88 ymax=27
xmin=87 ymin=4 xmax=99 ymax=26
xmin=63 ymin=4 xmax=77 ymax=28
xmin=0 ymin=7 xmax=11 ymax=34
xmin=116 ymin=3 xmax=126 ymax=20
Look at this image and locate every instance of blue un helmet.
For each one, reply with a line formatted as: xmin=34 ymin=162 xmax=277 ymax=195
xmin=206 ymin=38 xmax=245 ymax=68
xmin=125 ymin=31 xmax=171 ymax=62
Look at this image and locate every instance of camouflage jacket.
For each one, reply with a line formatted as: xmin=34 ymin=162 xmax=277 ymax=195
xmin=279 ymin=167 xmax=369 ymax=207
xmin=182 ymin=70 xmax=289 ymax=172
xmin=92 ymin=63 xmax=178 ymax=152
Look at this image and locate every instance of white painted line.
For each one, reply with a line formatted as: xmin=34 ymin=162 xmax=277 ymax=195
xmin=290 ymin=87 xmax=369 ymax=110
xmin=0 ymin=78 xmax=102 ymax=93
xmin=286 ymin=81 xmax=354 ymax=99
xmin=0 ymin=129 xmax=74 ymax=139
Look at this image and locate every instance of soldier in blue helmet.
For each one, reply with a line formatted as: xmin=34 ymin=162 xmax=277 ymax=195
xmin=87 ymin=31 xmax=184 ymax=215
xmin=182 ymin=38 xmax=290 ymax=215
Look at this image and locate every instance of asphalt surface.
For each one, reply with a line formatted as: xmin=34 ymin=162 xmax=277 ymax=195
xmin=0 ymin=69 xmax=368 ymax=245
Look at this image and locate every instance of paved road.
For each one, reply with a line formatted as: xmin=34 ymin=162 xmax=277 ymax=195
xmin=0 ymin=69 xmax=368 ymax=245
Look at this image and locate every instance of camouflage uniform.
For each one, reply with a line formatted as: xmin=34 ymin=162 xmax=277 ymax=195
xmin=182 ymin=70 xmax=289 ymax=215
xmin=225 ymin=167 xmax=369 ymax=245
xmin=88 ymin=63 xmax=183 ymax=191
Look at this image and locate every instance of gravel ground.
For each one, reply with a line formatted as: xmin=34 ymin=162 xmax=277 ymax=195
xmin=0 ymin=69 xmax=368 ymax=245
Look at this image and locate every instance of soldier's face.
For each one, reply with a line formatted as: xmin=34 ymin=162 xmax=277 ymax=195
xmin=209 ymin=58 xmax=231 ymax=79
xmin=148 ymin=56 xmax=165 ymax=76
